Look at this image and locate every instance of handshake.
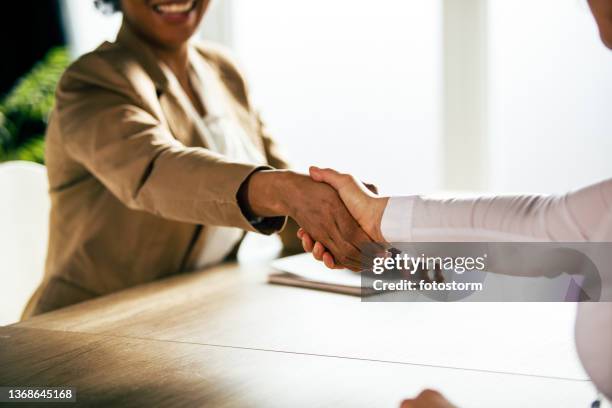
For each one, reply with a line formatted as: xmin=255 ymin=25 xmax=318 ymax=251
xmin=245 ymin=166 xmax=389 ymax=271
xmin=298 ymin=166 xmax=390 ymax=271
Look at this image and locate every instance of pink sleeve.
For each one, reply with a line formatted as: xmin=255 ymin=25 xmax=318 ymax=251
xmin=381 ymin=179 xmax=612 ymax=243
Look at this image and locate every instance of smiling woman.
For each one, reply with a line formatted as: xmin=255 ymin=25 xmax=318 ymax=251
xmin=23 ymin=0 xmax=376 ymax=317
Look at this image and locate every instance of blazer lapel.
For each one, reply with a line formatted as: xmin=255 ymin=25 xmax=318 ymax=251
xmin=158 ymin=73 xmax=205 ymax=148
xmin=116 ymin=22 xmax=205 ymax=149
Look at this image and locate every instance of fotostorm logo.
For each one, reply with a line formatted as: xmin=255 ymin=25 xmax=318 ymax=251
xmin=372 ymin=253 xmax=488 ymax=275
xmin=364 ymin=242 xmax=612 ymax=302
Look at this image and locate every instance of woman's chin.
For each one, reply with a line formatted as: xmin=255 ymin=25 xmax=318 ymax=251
xmin=153 ymin=30 xmax=197 ymax=49
xmin=596 ymin=20 xmax=612 ymax=49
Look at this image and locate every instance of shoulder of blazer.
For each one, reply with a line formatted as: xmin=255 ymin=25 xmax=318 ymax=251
xmin=191 ymin=41 xmax=252 ymax=110
xmin=56 ymin=42 xmax=160 ymax=112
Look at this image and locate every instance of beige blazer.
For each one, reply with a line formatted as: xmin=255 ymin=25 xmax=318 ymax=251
xmin=23 ymin=23 xmax=300 ymax=318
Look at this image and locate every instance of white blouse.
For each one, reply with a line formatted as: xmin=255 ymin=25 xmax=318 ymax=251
xmin=380 ymin=178 xmax=612 ymax=399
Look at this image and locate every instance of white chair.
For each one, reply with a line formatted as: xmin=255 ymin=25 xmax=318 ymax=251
xmin=0 ymin=161 xmax=49 ymax=325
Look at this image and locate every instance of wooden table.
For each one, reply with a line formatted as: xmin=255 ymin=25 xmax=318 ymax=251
xmin=0 ymin=262 xmax=600 ymax=407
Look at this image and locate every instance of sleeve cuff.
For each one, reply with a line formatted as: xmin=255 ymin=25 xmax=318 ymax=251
xmin=250 ymin=215 xmax=288 ymax=235
xmin=236 ymin=165 xmax=287 ymax=235
xmin=380 ymin=196 xmax=418 ymax=242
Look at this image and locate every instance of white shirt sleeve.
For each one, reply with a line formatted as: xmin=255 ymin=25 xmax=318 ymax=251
xmin=380 ymin=196 xmax=417 ymax=242
xmin=381 ymin=178 xmax=612 ymax=243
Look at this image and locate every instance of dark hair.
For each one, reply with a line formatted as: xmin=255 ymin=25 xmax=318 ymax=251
xmin=94 ymin=0 xmax=121 ymax=14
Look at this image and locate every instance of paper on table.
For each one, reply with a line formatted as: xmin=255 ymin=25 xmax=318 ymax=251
xmin=271 ymin=253 xmax=367 ymax=287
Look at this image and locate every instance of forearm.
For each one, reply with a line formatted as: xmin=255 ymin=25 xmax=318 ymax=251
xmin=379 ymin=190 xmax=611 ymax=281
xmin=381 ymin=179 xmax=612 ymax=243
xmin=92 ymin=142 xmax=276 ymax=232
xmin=383 ymin=194 xmax=559 ymax=242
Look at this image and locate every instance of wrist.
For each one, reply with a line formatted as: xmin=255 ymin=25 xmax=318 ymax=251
xmin=247 ymin=170 xmax=297 ymax=217
xmin=370 ymin=196 xmax=390 ymax=243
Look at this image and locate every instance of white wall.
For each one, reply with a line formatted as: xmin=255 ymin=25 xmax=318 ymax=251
xmin=230 ymin=0 xmax=443 ymax=196
xmin=443 ymin=0 xmax=489 ymax=191
xmin=200 ymin=0 xmax=233 ymax=45
xmin=61 ymin=0 xmax=122 ymax=58
xmin=488 ymin=0 xmax=612 ymax=194
xmin=229 ymin=0 xmax=612 ymax=196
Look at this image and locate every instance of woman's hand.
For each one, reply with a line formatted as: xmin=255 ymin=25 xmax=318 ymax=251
xmin=309 ymin=166 xmax=389 ymax=243
xmin=297 ymin=227 xmax=341 ymax=269
xmin=297 ymin=167 xmax=389 ymax=269
xmin=400 ymin=389 xmax=457 ymax=408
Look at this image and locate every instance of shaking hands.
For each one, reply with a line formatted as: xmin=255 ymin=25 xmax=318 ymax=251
xmin=244 ymin=169 xmax=376 ymax=271
xmin=297 ymin=166 xmax=390 ymax=270
xmin=242 ymin=166 xmax=388 ymax=271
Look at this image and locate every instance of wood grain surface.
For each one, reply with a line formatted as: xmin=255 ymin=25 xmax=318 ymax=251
xmin=15 ymin=262 xmax=587 ymax=380
xmin=0 ymin=326 xmax=595 ymax=408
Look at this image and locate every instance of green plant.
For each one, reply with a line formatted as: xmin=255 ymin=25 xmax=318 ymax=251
xmin=0 ymin=47 xmax=70 ymax=164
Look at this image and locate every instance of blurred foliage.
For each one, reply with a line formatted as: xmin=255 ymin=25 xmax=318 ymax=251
xmin=0 ymin=47 xmax=70 ymax=164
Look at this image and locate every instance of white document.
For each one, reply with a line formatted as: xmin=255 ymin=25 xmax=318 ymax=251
xmin=271 ymin=253 xmax=366 ymax=287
